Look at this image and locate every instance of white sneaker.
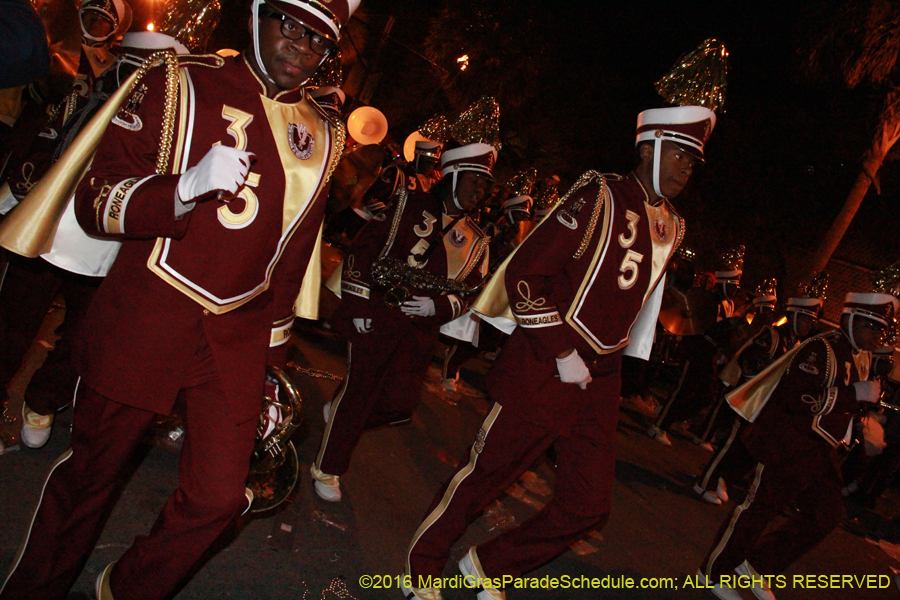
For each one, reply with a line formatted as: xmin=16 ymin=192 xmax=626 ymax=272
xmin=442 ymin=378 xmax=459 ymax=393
xmin=695 ymin=570 xmax=742 ymax=600
xmin=735 ymin=561 xmax=777 ymax=600
xmin=647 ymin=426 xmax=672 ymax=446
xmin=716 ymin=477 xmax=730 ymax=503
xmin=400 ymin=575 xmax=444 ymax=600
xmin=458 ymin=547 xmax=506 ymax=600
xmin=323 ymin=401 xmax=332 ymax=424
xmin=693 ymin=484 xmax=722 ymax=505
xmin=310 ymin=464 xmax=341 ymax=502
xmin=21 ymin=404 xmax=53 ymax=449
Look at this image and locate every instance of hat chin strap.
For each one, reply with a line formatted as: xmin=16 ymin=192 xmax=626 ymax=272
xmin=450 ymin=172 xmax=465 ymax=212
xmin=844 ymin=313 xmax=863 ymax=353
xmin=791 ymin=313 xmax=803 ymax=338
xmin=652 ymin=138 xmax=665 ymax=199
xmin=251 ymin=0 xmax=277 ymax=85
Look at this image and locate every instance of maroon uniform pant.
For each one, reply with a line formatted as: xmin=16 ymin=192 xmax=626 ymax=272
xmin=407 ymin=389 xmax=618 ymax=583
xmin=701 ymin=458 xmax=844 ymax=579
xmin=316 ymin=323 xmax=439 ymax=477
xmin=0 ymin=254 xmax=100 ymax=414
xmin=696 ymin=417 xmax=755 ymax=494
xmin=0 ymin=335 xmax=257 ymax=600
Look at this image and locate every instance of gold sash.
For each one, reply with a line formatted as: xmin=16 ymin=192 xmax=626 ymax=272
xmin=0 ymin=69 xmax=144 ymax=257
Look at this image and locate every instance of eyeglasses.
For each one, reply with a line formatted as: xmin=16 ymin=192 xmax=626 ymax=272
xmin=261 ymin=9 xmax=334 ymax=56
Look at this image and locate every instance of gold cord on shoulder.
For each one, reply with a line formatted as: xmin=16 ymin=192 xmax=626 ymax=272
xmin=557 ymin=170 xmax=609 ymax=260
xmin=324 ymin=119 xmax=346 ymax=183
xmin=457 ymin=232 xmax=490 ymax=282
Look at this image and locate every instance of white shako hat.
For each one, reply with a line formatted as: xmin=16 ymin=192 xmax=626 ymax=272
xmin=251 ymin=0 xmax=360 ymax=84
xmin=752 ymin=279 xmax=777 ymax=308
xmin=635 ymin=105 xmax=715 ymax=198
xmin=265 ymin=0 xmax=360 ymax=42
xmin=842 ymin=293 xmax=900 ymax=328
xmin=80 ymin=0 xmax=131 ymax=43
xmin=786 ymin=272 xmax=828 ymax=319
xmin=440 ymin=143 xmax=497 ymax=180
xmin=714 ymin=245 xmax=745 ymax=284
xmin=786 ymin=296 xmax=825 ymax=318
xmin=415 ymin=140 xmax=443 ymax=159
xmin=308 ymin=85 xmax=345 ymax=114
xmin=439 ymin=143 xmax=497 ymax=212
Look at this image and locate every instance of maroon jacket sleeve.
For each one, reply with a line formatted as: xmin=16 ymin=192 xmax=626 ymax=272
xmin=504 ymin=185 xmax=595 ymax=361
xmin=74 ymin=66 xmax=192 ymax=240
xmin=338 ymin=200 xmax=399 ymax=320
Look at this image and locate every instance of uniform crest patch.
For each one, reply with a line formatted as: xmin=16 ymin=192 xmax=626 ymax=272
xmin=556 ymin=198 xmax=584 ymax=230
xmin=557 ymin=211 xmax=577 ymax=229
xmin=653 ymin=217 xmax=668 ymax=242
xmin=448 ymin=228 xmax=468 ymax=247
xmin=288 ymin=123 xmax=315 ymax=159
xmin=113 ymin=84 xmax=147 ymax=131
xmin=798 ymin=351 xmax=819 ymax=375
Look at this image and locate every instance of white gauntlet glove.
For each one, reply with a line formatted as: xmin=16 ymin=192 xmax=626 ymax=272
xmin=177 ymin=145 xmax=254 ymax=204
xmin=853 ymin=380 xmax=881 ymax=403
xmin=556 ymin=349 xmax=592 ymax=390
xmin=352 ymin=318 xmax=373 ymax=333
xmin=401 ymin=296 xmax=436 ymax=317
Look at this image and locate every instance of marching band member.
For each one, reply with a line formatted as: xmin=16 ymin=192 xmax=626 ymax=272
xmin=404 ymin=104 xmax=716 ymax=600
xmin=312 ymin=113 xmax=496 ymax=501
xmin=0 ymin=0 xmax=359 ymax=597
xmin=698 ymin=282 xmax=898 ymax=600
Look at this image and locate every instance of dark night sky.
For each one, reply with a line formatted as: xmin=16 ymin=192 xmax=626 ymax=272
xmin=145 ymin=0 xmax=897 ymax=289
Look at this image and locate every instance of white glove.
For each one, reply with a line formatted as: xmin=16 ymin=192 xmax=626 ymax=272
xmin=352 ymin=318 xmax=373 ymax=333
xmin=177 ymin=145 xmax=255 ymax=204
xmin=556 ymin=349 xmax=592 ymax=390
xmin=401 ymin=296 xmax=436 ymax=317
xmin=853 ymin=380 xmax=881 ymax=403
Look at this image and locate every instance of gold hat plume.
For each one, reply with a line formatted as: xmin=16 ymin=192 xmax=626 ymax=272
xmin=717 ymin=245 xmax=745 ymax=272
xmin=655 ymin=38 xmax=728 ymax=112
xmin=873 ymin=263 xmax=900 ymax=344
xmin=506 ymin=168 xmax=537 ymax=197
xmin=450 ymin=96 xmax=501 ymax=150
xmin=158 ymin=0 xmax=221 ymax=53
xmin=534 ymin=183 xmax=560 ymax=211
xmin=418 ymin=114 xmax=452 ymax=144
xmin=754 ymin=278 xmax=777 ymax=299
xmin=797 ymin=271 xmax=829 ymax=301
xmin=873 ymin=262 xmax=900 ymax=299
xmin=308 ymin=51 xmax=343 ymax=87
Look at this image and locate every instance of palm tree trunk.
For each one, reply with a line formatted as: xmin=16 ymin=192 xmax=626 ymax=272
xmin=801 ymin=93 xmax=900 ymax=284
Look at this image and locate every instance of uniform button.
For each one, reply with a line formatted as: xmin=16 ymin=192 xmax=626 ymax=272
xmin=203 ymin=309 xmax=210 ymax=316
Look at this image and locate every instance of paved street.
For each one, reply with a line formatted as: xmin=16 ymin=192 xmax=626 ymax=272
xmin=2 ymin=297 xmax=900 ymax=600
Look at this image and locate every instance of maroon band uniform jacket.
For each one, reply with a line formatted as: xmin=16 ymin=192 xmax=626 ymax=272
xmin=73 ymin=53 xmax=339 ymax=424
xmin=487 ymin=172 xmax=682 ymax=435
